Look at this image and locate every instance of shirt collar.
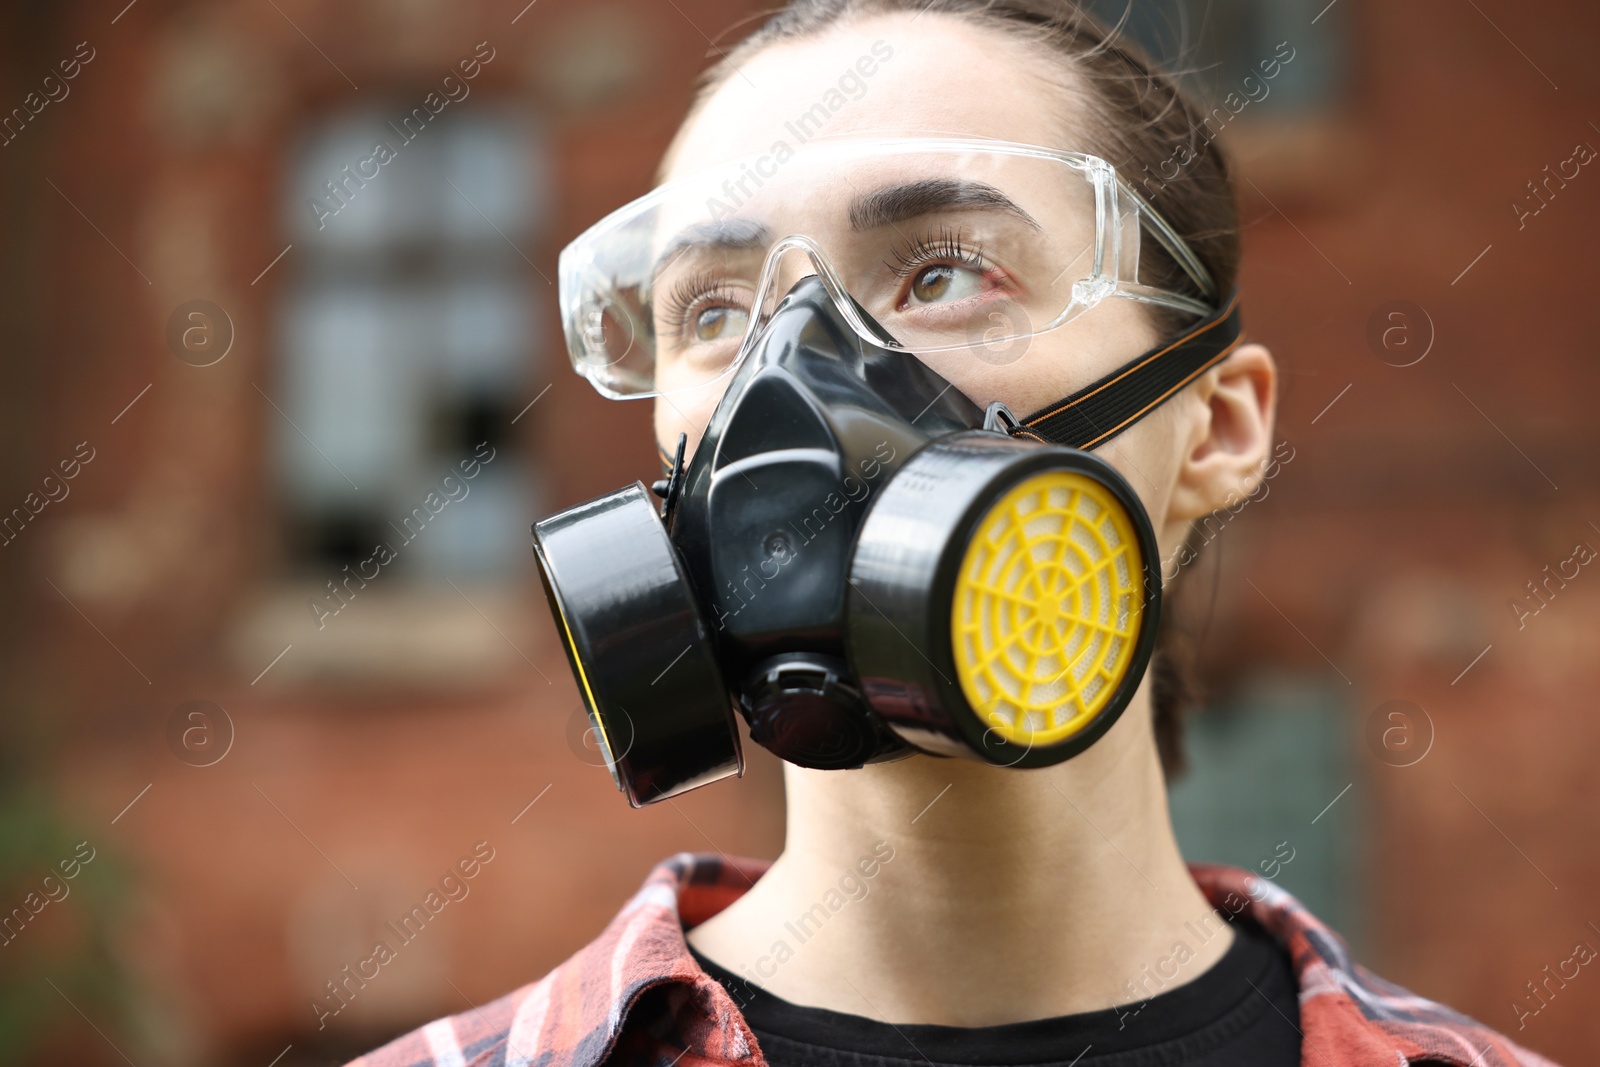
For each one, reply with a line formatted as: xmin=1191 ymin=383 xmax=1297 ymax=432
xmin=487 ymin=853 xmax=1556 ymax=1067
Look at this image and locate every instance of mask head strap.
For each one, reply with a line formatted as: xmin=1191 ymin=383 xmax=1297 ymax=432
xmin=1014 ymin=292 xmax=1243 ymax=451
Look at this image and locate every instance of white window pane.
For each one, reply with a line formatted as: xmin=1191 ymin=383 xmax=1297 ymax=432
xmin=278 ymin=287 xmax=422 ymax=503
xmin=441 ymin=115 xmax=544 ymax=239
xmin=289 ymin=110 xmax=413 ymax=247
xmin=404 ymin=466 xmax=534 ymax=576
xmin=437 ymin=280 xmax=537 ymax=390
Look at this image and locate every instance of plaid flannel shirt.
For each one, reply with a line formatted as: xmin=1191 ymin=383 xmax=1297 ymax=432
xmin=346 ymin=853 xmax=1561 ymax=1067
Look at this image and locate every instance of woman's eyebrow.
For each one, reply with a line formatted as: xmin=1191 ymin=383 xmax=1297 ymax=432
xmin=650 ymin=218 xmax=773 ymax=284
xmin=848 ymin=179 xmax=1043 ymax=232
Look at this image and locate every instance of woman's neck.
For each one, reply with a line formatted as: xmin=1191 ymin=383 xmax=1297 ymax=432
xmin=686 ymin=700 xmax=1231 ymax=1026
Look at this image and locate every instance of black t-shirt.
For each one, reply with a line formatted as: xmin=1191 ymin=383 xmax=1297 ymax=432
xmin=688 ymin=917 xmax=1301 ymax=1066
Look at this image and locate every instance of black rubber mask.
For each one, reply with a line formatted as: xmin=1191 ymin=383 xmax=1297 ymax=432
xmin=534 ymin=276 xmax=1241 ymax=806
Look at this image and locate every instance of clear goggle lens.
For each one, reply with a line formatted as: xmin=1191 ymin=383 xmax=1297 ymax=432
xmin=559 ymin=138 xmax=1214 ymax=399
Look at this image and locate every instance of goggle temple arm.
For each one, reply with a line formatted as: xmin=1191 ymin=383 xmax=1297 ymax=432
xmin=1119 ymin=176 xmax=1219 ymax=303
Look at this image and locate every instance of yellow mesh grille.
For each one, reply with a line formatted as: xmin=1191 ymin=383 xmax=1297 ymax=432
xmin=951 ymin=470 xmax=1144 ymax=747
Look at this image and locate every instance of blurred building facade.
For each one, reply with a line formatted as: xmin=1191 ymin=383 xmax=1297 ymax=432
xmin=0 ymin=0 xmax=1595 ymax=1064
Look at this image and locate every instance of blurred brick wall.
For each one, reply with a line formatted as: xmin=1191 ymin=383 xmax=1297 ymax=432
xmin=1207 ymin=3 xmax=1600 ymax=1059
xmin=1209 ymin=2 xmax=1600 ymax=1062
xmin=3 ymin=0 xmax=1596 ymax=1064
xmin=6 ymin=2 xmax=787 ymax=1064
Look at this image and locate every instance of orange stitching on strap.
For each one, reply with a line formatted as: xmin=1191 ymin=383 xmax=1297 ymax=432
xmin=1023 ymin=292 xmax=1242 ymax=427
xmin=1075 ymin=336 xmax=1243 ymax=449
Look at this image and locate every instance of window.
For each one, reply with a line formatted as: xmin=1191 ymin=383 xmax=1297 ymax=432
xmin=1082 ymin=0 xmax=1348 ymax=116
xmin=272 ymin=103 xmax=547 ymax=582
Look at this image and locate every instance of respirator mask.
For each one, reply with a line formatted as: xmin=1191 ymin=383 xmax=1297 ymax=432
xmin=534 ymin=138 xmax=1241 ymax=806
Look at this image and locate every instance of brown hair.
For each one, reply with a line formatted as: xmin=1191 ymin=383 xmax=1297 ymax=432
xmin=690 ymin=0 xmax=1243 ymax=777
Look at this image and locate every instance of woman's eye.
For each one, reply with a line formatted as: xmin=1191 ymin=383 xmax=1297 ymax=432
xmin=693 ymin=304 xmax=749 ymax=342
xmin=909 ymin=264 xmax=983 ymax=305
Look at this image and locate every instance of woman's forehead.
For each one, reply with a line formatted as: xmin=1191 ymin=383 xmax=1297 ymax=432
xmin=665 ymin=14 xmax=1085 ymax=181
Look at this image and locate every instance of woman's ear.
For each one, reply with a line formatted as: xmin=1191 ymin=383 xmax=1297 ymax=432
xmin=1166 ymin=342 xmax=1278 ymax=525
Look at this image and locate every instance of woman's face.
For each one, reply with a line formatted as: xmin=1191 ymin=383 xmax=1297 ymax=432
xmin=657 ymin=13 xmax=1204 ymax=545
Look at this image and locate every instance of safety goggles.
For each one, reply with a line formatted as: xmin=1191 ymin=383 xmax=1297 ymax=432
xmin=557 ymin=137 xmax=1218 ymax=400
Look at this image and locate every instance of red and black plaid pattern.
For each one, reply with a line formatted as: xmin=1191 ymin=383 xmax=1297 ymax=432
xmin=345 ymin=853 xmax=1560 ymax=1067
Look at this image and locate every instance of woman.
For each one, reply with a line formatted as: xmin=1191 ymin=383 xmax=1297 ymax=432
xmin=349 ymin=2 xmax=1556 ymax=1064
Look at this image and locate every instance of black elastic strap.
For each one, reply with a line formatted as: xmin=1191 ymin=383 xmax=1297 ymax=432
xmin=1017 ymin=292 xmax=1243 ymax=451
